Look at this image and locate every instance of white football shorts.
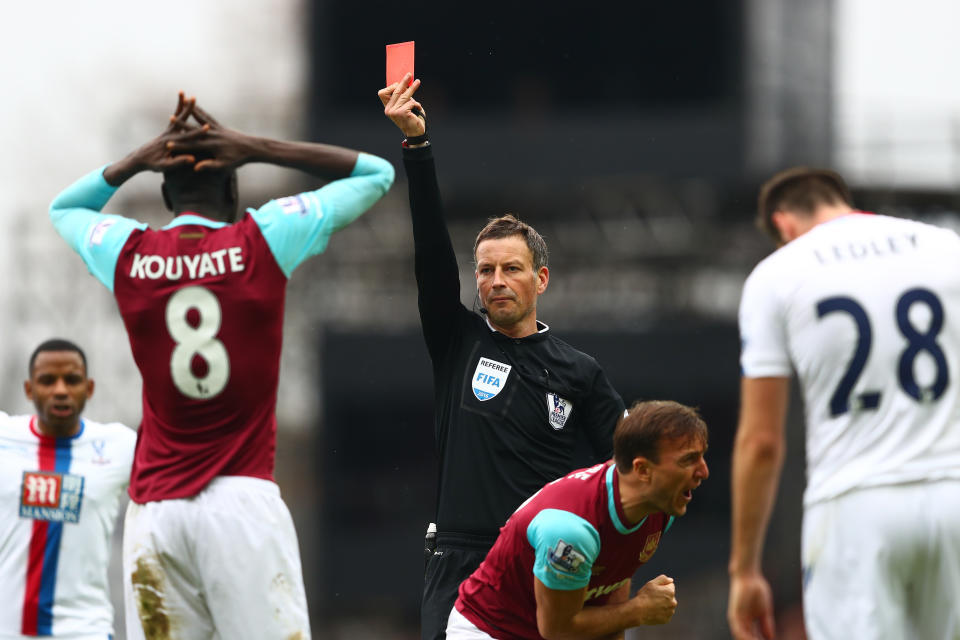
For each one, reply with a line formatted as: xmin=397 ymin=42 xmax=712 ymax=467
xmin=802 ymin=479 xmax=960 ymax=640
xmin=122 ymin=476 xmax=310 ymax=640
xmin=446 ymin=605 xmax=496 ymax=639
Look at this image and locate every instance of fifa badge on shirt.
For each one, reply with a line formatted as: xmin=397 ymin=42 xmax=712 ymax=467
xmin=20 ymin=472 xmax=85 ymax=523
xmin=472 ymin=357 xmax=512 ymax=401
xmin=546 ymin=392 xmax=573 ymax=430
xmin=548 ymin=539 xmax=586 ymax=576
xmin=638 ymin=531 xmax=662 ymax=563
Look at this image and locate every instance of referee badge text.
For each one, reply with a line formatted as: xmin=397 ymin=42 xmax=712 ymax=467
xmin=472 ymin=357 xmax=512 ymax=401
xmin=546 ymin=392 xmax=573 ymax=430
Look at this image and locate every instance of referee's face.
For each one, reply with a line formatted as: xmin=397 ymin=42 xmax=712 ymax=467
xmin=475 ymin=235 xmax=549 ymax=336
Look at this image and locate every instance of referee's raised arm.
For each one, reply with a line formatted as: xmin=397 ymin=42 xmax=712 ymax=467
xmin=379 ymin=75 xmax=461 ymax=358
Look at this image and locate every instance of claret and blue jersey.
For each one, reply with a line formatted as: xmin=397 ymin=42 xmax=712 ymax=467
xmin=48 ymin=154 xmax=393 ymax=504
xmin=455 ymin=462 xmax=673 ymax=640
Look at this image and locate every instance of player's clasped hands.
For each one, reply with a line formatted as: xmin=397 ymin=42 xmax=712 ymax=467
xmin=633 ymin=574 xmax=678 ymax=625
xmin=121 ymin=91 xmax=258 ymax=175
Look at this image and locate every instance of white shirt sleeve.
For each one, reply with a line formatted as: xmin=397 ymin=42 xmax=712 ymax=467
xmin=738 ymin=262 xmax=793 ymax=378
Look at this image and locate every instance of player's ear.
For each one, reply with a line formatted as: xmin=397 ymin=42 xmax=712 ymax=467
xmin=23 ymin=379 xmax=33 ymax=402
xmin=632 ymin=456 xmax=652 ymax=482
xmin=86 ymin=378 xmax=95 ymax=400
xmin=770 ymin=210 xmax=796 ymax=244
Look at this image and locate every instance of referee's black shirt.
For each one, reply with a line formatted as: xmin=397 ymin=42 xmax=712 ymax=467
xmin=403 ymin=144 xmax=625 ymax=537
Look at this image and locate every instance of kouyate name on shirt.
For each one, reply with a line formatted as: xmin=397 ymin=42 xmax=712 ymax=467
xmin=128 ymin=247 xmax=245 ymax=281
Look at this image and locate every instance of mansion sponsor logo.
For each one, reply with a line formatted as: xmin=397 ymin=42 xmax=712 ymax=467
xmin=20 ymin=471 xmax=85 ymax=523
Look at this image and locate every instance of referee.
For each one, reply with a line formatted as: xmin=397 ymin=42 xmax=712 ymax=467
xmin=379 ymin=76 xmax=625 ymax=640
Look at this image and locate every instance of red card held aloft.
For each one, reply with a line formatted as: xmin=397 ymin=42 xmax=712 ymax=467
xmin=386 ymin=41 xmax=415 ymax=86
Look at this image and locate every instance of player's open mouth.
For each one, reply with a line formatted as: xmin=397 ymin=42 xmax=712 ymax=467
xmin=50 ymin=405 xmax=74 ymax=417
xmin=682 ymin=489 xmax=693 ymax=501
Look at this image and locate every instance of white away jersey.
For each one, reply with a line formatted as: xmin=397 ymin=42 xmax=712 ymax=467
xmin=0 ymin=412 xmax=135 ymax=639
xmin=739 ymin=213 xmax=960 ymax=505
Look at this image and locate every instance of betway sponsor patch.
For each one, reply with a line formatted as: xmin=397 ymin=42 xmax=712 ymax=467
xmin=472 ymin=357 xmax=511 ymax=401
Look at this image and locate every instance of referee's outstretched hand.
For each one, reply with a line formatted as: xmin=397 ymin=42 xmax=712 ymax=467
xmin=379 ymin=73 xmax=426 ymax=138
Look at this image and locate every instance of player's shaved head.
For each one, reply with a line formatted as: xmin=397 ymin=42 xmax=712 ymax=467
xmin=613 ymin=400 xmax=707 ymax=471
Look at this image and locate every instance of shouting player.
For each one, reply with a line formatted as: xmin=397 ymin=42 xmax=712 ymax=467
xmin=1 ymin=339 xmax=135 ymax=639
xmin=49 ymin=95 xmax=394 ymax=639
xmin=729 ymin=167 xmax=960 ymax=640
xmin=448 ymin=400 xmax=708 ymax=639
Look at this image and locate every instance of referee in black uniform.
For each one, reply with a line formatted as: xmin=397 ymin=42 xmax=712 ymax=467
xmin=379 ymin=75 xmax=625 ymax=640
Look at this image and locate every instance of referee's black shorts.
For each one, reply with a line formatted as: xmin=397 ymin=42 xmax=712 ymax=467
xmin=421 ymin=531 xmax=495 ymax=640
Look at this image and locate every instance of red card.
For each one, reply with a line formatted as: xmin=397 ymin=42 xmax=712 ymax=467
xmin=386 ymin=41 xmax=415 ymax=86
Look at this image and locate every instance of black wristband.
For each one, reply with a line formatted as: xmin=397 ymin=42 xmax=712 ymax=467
xmin=403 ymin=132 xmax=429 ymax=147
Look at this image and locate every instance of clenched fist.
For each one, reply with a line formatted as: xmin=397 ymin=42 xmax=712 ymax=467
xmin=633 ymin=575 xmax=677 ymax=625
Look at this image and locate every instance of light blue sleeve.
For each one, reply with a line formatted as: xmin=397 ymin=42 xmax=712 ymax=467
xmin=527 ymin=509 xmax=600 ymax=591
xmin=49 ymin=166 xmax=147 ymax=293
xmin=250 ymin=152 xmax=395 ymax=277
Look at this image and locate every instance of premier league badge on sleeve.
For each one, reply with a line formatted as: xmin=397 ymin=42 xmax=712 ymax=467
xmin=472 ymin=357 xmax=512 ymax=401
xmin=277 ymin=195 xmax=309 ymax=217
xmin=548 ymin=539 xmax=586 ymax=576
xmin=546 ymin=392 xmax=573 ymax=430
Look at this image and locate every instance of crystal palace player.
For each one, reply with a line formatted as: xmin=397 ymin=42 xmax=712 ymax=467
xmin=49 ymin=95 xmax=394 ymax=640
xmin=730 ymin=168 xmax=960 ymax=640
xmin=1 ymin=339 xmax=135 ymax=640
xmin=447 ymin=401 xmax=708 ymax=639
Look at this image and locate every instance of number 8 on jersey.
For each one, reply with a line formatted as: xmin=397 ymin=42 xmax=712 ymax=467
xmin=166 ymin=286 xmax=230 ymax=399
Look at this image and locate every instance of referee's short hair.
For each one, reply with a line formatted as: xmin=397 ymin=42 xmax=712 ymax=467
xmin=613 ymin=400 xmax=707 ymax=471
xmin=474 ymin=214 xmax=549 ymax=271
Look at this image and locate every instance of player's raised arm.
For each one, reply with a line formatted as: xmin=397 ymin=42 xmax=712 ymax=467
xmin=48 ymin=92 xmax=201 ymax=292
xmin=167 ymin=101 xmax=395 ymax=232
